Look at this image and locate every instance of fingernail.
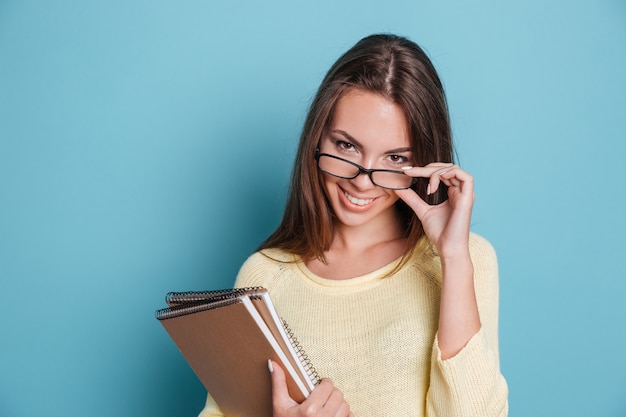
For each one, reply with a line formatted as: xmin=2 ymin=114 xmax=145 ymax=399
xmin=427 ymin=184 xmax=431 ymax=195
xmin=401 ymin=166 xmax=413 ymax=170
xmin=268 ymin=359 xmax=274 ymax=373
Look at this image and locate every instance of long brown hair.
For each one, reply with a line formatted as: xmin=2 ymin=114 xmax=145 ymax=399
xmin=259 ymin=34 xmax=454 ymax=264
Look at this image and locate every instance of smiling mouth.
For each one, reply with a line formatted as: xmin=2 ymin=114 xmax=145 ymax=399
xmin=344 ymin=191 xmax=375 ymax=206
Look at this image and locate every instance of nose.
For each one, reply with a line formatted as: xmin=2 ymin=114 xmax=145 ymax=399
xmin=351 ymin=167 xmax=377 ymax=189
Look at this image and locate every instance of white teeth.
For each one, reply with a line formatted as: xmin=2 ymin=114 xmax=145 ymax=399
xmin=344 ymin=192 xmax=374 ymax=206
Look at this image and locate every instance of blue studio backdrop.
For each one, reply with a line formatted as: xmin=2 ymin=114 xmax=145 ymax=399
xmin=1 ymin=1 xmax=625 ymax=416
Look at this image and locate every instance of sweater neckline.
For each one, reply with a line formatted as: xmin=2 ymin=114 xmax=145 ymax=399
xmin=293 ymin=255 xmax=404 ymax=288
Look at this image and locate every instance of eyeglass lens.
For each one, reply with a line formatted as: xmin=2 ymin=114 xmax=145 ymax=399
xmin=318 ymin=154 xmax=414 ymax=190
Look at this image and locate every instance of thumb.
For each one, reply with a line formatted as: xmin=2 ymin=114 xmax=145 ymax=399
xmin=268 ymin=360 xmax=297 ymax=412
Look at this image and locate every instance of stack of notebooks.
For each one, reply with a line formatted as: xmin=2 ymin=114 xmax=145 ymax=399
xmin=156 ymin=287 xmax=320 ymax=417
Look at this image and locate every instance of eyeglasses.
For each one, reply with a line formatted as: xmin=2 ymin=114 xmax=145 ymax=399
xmin=315 ymin=152 xmax=417 ymax=190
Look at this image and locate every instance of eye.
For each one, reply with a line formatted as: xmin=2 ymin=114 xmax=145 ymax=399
xmin=387 ymin=154 xmax=410 ymax=165
xmin=336 ymin=140 xmax=356 ymax=152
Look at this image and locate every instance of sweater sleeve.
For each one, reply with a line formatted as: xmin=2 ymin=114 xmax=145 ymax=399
xmin=426 ymin=234 xmax=509 ymax=417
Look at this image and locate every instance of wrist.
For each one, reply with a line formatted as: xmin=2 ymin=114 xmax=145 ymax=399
xmin=438 ymin=245 xmax=471 ymax=265
xmin=440 ymin=253 xmax=474 ymax=280
xmin=434 ymin=234 xmax=471 ymax=261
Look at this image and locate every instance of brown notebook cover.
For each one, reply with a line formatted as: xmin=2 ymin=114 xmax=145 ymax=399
xmin=156 ymin=288 xmax=318 ymax=417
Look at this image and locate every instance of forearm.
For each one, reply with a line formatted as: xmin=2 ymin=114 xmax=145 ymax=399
xmin=437 ymin=254 xmax=481 ymax=359
xmin=427 ymin=234 xmax=508 ymax=416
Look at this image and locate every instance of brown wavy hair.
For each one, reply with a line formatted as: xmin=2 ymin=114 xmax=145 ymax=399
xmin=259 ymin=34 xmax=454 ymax=265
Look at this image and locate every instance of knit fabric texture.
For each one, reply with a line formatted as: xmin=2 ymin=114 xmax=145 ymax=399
xmin=198 ymin=233 xmax=508 ymax=417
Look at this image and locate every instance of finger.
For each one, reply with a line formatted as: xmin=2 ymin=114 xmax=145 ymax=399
xmin=438 ymin=166 xmax=472 ymax=182
xmin=427 ymin=166 xmax=453 ymax=196
xmin=439 ymin=172 xmax=475 ymax=214
xmin=332 ymin=401 xmax=352 ymax=417
xmin=308 ymin=380 xmax=352 ymax=417
xmin=322 ymin=386 xmax=344 ymax=409
xmin=402 ymin=164 xmax=454 ymax=195
xmin=401 ymin=163 xmax=453 ymax=179
xmin=441 ymin=177 xmax=461 ymax=188
xmin=439 ymin=167 xmax=474 ymax=193
xmin=323 ymin=388 xmax=352 ymax=417
xmin=268 ymin=360 xmax=297 ymax=412
xmin=303 ymin=378 xmax=334 ymax=408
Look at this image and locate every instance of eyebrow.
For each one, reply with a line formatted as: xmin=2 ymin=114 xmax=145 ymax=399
xmin=330 ymin=129 xmax=413 ymax=154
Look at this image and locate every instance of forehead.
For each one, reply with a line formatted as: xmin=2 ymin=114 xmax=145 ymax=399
xmin=330 ymin=89 xmax=410 ymax=150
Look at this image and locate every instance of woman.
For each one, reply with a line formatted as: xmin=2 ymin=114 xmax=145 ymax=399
xmin=200 ymin=33 xmax=508 ymax=417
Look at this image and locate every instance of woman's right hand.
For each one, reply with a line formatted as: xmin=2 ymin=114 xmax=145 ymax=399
xmin=269 ymin=360 xmax=354 ymax=417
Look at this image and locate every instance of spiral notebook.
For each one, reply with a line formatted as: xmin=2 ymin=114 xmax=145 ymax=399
xmin=156 ymin=287 xmax=319 ymax=417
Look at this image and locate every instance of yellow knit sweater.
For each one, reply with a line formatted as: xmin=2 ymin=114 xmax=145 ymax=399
xmin=198 ymin=233 xmax=508 ymax=417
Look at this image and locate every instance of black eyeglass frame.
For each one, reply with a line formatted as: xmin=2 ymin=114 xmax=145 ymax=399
xmin=315 ymin=151 xmax=418 ymax=190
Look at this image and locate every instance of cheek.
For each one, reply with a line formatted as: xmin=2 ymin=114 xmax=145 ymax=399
xmin=322 ymin=175 xmax=339 ymax=198
xmin=386 ymin=192 xmax=401 ymax=207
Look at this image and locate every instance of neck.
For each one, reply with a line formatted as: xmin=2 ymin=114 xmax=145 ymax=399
xmin=331 ymin=212 xmax=405 ymax=253
xmin=306 ymin=213 xmax=408 ymax=280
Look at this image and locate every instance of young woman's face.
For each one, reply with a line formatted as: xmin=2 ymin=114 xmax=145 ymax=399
xmin=318 ymin=89 xmax=412 ymax=230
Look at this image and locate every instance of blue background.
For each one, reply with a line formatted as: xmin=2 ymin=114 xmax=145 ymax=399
xmin=1 ymin=1 xmax=625 ymax=416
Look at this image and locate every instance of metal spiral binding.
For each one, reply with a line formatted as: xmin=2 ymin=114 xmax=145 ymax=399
xmin=165 ymin=286 xmax=264 ymax=306
xmin=280 ymin=318 xmax=321 ymax=386
xmin=155 ymin=296 xmax=240 ymax=320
